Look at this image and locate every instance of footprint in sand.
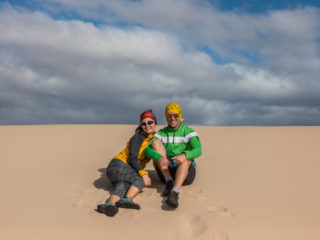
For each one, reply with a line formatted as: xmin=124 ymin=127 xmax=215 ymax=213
xmin=139 ymin=189 xmax=158 ymax=200
xmin=72 ymin=188 xmax=104 ymax=211
xmin=168 ymin=213 xmax=229 ymax=240
xmin=187 ymin=187 xmax=211 ymax=201
xmin=207 ymin=206 xmax=234 ymax=218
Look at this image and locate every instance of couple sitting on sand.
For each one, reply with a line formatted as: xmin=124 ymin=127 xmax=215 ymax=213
xmin=97 ymin=102 xmax=202 ymax=217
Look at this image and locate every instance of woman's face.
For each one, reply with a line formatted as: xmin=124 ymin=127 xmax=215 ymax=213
xmin=140 ymin=117 xmax=156 ymax=134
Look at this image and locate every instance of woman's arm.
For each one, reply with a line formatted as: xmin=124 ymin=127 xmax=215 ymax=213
xmin=128 ymin=133 xmax=145 ymax=173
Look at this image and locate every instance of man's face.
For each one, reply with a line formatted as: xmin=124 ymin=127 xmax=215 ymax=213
xmin=166 ymin=112 xmax=180 ymax=129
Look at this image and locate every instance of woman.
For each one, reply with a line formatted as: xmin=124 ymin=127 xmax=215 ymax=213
xmin=97 ymin=110 xmax=157 ymax=217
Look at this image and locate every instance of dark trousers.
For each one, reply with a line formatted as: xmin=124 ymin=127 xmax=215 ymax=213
xmin=154 ymin=161 xmax=196 ymax=185
xmin=106 ymin=159 xmax=144 ymax=198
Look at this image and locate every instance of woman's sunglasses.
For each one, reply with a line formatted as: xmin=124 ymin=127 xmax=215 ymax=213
xmin=141 ymin=120 xmax=154 ymax=126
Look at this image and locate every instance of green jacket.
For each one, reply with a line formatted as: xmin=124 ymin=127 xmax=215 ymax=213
xmin=144 ymin=124 xmax=202 ymax=166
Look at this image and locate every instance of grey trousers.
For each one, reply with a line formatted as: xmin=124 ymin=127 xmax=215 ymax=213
xmin=106 ymin=158 xmax=145 ymax=198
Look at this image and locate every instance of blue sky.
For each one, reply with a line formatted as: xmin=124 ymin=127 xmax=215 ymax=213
xmin=5 ymin=0 xmax=320 ymax=13
xmin=210 ymin=0 xmax=320 ymax=12
xmin=0 ymin=0 xmax=320 ymax=125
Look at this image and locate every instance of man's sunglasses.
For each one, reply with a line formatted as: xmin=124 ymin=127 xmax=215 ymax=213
xmin=141 ymin=120 xmax=154 ymax=126
xmin=166 ymin=113 xmax=179 ymax=119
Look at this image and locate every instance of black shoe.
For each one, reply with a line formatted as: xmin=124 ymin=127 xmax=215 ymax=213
xmin=165 ymin=191 xmax=179 ymax=208
xmin=97 ymin=203 xmax=118 ymax=217
xmin=163 ymin=180 xmax=174 ymax=197
xmin=116 ymin=198 xmax=140 ymax=210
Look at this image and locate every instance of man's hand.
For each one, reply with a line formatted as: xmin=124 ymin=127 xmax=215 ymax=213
xmin=159 ymin=156 xmax=170 ymax=168
xmin=171 ymin=153 xmax=187 ymax=165
xmin=143 ymin=174 xmax=151 ymax=187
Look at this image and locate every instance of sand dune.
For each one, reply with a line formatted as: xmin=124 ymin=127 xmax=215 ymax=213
xmin=1 ymin=125 xmax=319 ymax=240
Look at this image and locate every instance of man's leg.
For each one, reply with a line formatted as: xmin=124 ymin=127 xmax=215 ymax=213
xmin=152 ymin=139 xmax=170 ymax=176
xmin=152 ymin=139 xmax=174 ymax=196
xmin=165 ymin=160 xmax=193 ymax=209
xmin=174 ymin=159 xmax=192 ymax=189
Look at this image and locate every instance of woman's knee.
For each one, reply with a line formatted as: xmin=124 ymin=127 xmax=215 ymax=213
xmin=132 ymin=177 xmax=144 ymax=191
xmin=113 ymin=181 xmax=131 ymax=198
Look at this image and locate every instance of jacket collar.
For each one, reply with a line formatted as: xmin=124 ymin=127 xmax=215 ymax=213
xmin=166 ymin=123 xmax=182 ymax=132
xmin=140 ymin=131 xmax=154 ymax=138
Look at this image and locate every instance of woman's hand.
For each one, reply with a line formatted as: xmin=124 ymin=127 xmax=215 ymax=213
xmin=143 ymin=174 xmax=151 ymax=187
xmin=171 ymin=153 xmax=187 ymax=165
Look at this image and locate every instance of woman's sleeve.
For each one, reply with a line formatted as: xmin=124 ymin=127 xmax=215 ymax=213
xmin=128 ymin=134 xmax=144 ymax=172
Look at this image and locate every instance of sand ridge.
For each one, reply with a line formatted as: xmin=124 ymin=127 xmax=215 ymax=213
xmin=1 ymin=125 xmax=320 ymax=240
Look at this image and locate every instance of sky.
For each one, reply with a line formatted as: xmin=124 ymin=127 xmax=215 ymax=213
xmin=0 ymin=0 xmax=320 ymax=126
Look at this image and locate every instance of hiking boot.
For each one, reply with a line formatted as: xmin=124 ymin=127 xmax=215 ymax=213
xmin=163 ymin=180 xmax=174 ymax=197
xmin=165 ymin=191 xmax=179 ymax=208
xmin=97 ymin=203 xmax=118 ymax=217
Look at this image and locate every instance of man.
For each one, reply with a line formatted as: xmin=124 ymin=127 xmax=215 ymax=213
xmin=144 ymin=102 xmax=202 ymax=208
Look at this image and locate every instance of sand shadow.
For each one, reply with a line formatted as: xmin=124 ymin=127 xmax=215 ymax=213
xmin=93 ymin=168 xmax=172 ymax=210
xmin=93 ymin=168 xmax=164 ymax=194
xmin=147 ymin=170 xmax=164 ymax=193
xmin=93 ymin=168 xmax=113 ymax=192
xmin=147 ymin=170 xmax=176 ymax=211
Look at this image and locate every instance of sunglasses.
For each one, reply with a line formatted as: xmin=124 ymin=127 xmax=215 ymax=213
xmin=166 ymin=113 xmax=179 ymax=119
xmin=141 ymin=120 xmax=154 ymax=126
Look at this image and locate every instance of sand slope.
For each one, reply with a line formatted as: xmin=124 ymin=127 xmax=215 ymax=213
xmin=1 ymin=125 xmax=319 ymax=240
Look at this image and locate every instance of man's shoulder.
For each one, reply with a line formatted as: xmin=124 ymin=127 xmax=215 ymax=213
xmin=159 ymin=124 xmax=196 ymax=132
xmin=155 ymin=124 xmax=196 ymax=136
xmin=154 ymin=127 xmax=167 ymax=139
xmin=156 ymin=126 xmax=170 ymax=134
xmin=180 ymin=124 xmax=196 ymax=134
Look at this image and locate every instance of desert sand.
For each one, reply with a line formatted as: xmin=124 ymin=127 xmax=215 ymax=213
xmin=1 ymin=124 xmax=320 ymax=240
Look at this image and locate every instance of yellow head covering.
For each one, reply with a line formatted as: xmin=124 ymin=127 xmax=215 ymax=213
xmin=165 ymin=102 xmax=184 ymax=121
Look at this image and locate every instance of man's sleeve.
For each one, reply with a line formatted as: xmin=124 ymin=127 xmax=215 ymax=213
xmin=183 ymin=133 xmax=202 ymax=160
xmin=144 ymin=137 xmax=163 ymax=161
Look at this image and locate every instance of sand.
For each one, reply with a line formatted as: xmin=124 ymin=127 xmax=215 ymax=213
xmin=1 ymin=124 xmax=319 ymax=240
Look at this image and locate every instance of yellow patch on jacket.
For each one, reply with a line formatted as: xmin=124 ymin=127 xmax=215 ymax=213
xmin=113 ymin=133 xmax=154 ymax=170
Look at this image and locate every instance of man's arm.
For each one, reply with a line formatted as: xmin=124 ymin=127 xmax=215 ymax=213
xmin=183 ymin=135 xmax=202 ymax=160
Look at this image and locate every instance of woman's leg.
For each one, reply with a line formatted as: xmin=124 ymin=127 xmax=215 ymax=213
xmin=106 ymin=159 xmax=144 ymax=201
xmin=107 ymin=159 xmax=143 ymax=185
xmin=125 ymin=185 xmax=140 ymax=201
xmin=108 ymin=194 xmax=121 ymax=205
xmin=108 ymin=181 xmax=131 ymax=204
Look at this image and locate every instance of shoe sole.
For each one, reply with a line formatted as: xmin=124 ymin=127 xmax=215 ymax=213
xmin=165 ymin=199 xmax=179 ymax=208
xmin=116 ymin=200 xmax=140 ymax=210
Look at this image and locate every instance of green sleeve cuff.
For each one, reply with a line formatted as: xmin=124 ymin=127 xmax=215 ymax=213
xmin=184 ymin=136 xmax=202 ymax=160
xmin=145 ymin=146 xmax=162 ymax=161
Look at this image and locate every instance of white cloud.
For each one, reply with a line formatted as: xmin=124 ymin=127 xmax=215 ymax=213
xmin=0 ymin=3 xmax=320 ymax=125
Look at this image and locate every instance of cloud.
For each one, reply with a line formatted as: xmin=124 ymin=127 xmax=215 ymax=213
xmin=0 ymin=3 xmax=320 ymax=125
